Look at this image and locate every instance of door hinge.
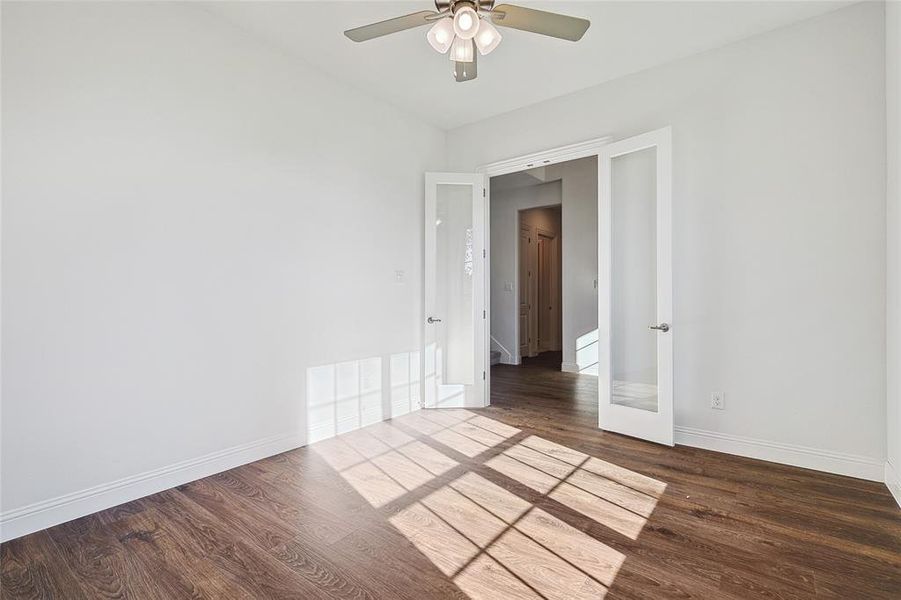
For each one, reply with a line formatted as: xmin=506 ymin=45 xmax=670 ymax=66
xmin=483 ymin=310 xmax=486 ymax=319
xmin=483 ymin=371 xmax=486 ymax=380
xmin=483 ymin=188 xmax=486 ymax=197
xmin=483 ymin=249 xmax=486 ymax=258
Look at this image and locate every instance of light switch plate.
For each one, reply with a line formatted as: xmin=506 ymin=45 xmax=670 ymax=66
xmin=395 ymin=270 xmax=405 ymax=284
xmin=504 ymin=282 xmax=514 ymax=292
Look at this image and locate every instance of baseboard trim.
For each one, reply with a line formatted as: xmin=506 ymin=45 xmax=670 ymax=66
xmin=886 ymin=461 xmax=901 ymax=508
xmin=561 ymin=362 xmax=580 ymax=373
xmin=0 ymin=432 xmax=304 ymax=543
xmin=674 ymin=426 xmax=884 ymax=482
xmin=4 ymin=425 xmax=890 ymax=543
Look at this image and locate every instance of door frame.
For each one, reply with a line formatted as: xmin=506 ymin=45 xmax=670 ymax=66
xmin=478 ymin=136 xmax=613 ymax=406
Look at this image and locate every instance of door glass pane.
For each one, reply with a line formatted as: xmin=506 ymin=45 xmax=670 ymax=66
xmin=611 ymin=148 xmax=658 ymax=412
xmin=436 ymin=183 xmax=474 ymax=389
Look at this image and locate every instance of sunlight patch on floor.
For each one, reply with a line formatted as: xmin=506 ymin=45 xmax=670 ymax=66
xmin=393 ymin=472 xmax=626 ymax=600
xmin=488 ymin=437 xmax=662 ymax=539
xmin=311 ymin=409 xmax=666 ymax=599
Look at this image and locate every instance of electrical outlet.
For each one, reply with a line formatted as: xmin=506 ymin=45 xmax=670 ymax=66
xmin=711 ymin=392 xmax=725 ymax=410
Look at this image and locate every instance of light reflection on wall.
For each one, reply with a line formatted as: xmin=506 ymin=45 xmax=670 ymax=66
xmin=306 ymin=351 xmax=420 ymax=444
xmin=575 ymin=329 xmax=599 ymax=375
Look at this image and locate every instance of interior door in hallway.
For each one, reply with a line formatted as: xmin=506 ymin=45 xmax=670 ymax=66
xmin=518 ymin=223 xmax=538 ymax=360
xmin=519 ymin=223 xmax=533 ymax=360
xmin=537 ymin=230 xmax=560 ymax=352
xmin=424 ymin=172 xmax=488 ymax=408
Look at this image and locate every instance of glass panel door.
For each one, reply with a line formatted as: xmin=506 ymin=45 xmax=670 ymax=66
xmin=598 ymin=128 xmax=673 ymax=445
xmin=424 ymin=173 xmax=487 ymax=408
xmin=612 ymin=147 xmax=659 ymax=413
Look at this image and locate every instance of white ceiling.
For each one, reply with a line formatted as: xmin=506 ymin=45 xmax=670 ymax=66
xmin=491 ymin=166 xmax=552 ymax=191
xmin=203 ymin=1 xmax=854 ymax=130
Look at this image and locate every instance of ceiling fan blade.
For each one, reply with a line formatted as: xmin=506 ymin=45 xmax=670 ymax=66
xmin=344 ymin=10 xmax=437 ymax=42
xmin=490 ymin=4 xmax=590 ymax=41
xmin=455 ymin=53 xmax=477 ymax=82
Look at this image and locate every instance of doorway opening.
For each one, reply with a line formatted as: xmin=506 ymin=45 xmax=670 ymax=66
xmin=423 ymin=128 xmax=672 ymax=443
xmin=487 ymin=157 xmax=598 ymax=376
xmin=519 ymin=205 xmax=562 ymax=369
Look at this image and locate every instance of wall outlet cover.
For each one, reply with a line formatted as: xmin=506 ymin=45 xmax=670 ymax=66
xmin=711 ymin=392 xmax=725 ymax=410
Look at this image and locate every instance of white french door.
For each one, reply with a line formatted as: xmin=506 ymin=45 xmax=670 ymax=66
xmin=598 ymin=127 xmax=674 ymax=446
xmin=423 ymin=172 xmax=488 ymax=408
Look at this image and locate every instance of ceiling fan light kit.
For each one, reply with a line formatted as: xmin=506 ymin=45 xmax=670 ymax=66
xmin=344 ymin=0 xmax=590 ymax=82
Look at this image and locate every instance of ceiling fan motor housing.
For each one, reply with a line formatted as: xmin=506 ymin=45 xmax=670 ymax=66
xmin=434 ymin=1 xmax=495 ymax=13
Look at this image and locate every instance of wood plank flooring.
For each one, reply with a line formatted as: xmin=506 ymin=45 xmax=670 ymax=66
xmin=2 ymin=352 xmax=899 ymax=599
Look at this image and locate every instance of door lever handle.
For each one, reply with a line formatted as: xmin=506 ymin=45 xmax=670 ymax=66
xmin=427 ymin=317 xmax=442 ymax=324
xmin=649 ymin=323 xmax=670 ymax=332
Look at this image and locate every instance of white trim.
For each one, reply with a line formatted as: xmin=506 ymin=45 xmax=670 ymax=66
xmin=478 ymin=136 xmax=614 ymax=178
xmin=0 ymin=432 xmax=303 ymax=543
xmin=675 ymin=426 xmax=884 ymax=482
xmin=484 ymin=180 xmax=492 ymax=403
xmin=561 ymin=361 xmax=580 ymax=373
xmin=886 ymin=461 xmax=901 ymax=507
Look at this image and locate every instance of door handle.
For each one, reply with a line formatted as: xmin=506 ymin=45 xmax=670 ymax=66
xmin=427 ymin=317 xmax=442 ymax=324
xmin=649 ymin=323 xmax=670 ymax=332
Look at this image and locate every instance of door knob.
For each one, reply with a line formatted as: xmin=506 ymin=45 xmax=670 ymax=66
xmin=649 ymin=323 xmax=670 ymax=332
xmin=427 ymin=317 xmax=442 ymax=324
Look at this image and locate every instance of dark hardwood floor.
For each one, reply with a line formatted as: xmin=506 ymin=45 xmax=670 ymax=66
xmin=2 ymin=357 xmax=899 ymax=599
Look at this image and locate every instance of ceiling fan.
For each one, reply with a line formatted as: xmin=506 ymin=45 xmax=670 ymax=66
xmin=344 ymin=1 xmax=590 ymax=82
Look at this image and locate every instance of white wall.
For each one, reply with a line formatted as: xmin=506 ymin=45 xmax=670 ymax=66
xmin=546 ymin=158 xmax=599 ymax=375
xmin=490 ymin=181 xmax=561 ymax=363
xmin=886 ymin=0 xmax=901 ymax=505
xmin=0 ymin=1 xmax=445 ymax=540
xmin=452 ymin=2 xmax=887 ymax=477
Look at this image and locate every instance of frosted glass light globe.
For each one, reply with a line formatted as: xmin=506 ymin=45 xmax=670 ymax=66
xmin=427 ymin=17 xmax=455 ymax=53
xmin=453 ymin=6 xmax=479 ymax=40
xmin=474 ymin=19 xmax=502 ymax=55
xmin=449 ymin=37 xmax=474 ymax=63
